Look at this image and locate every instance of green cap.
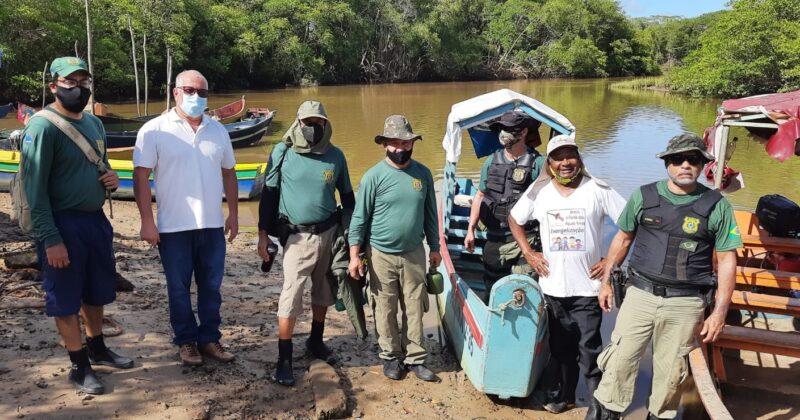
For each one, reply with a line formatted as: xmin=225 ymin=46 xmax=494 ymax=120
xmin=374 ymin=115 xmax=422 ymax=144
xmin=50 ymin=56 xmax=90 ymax=78
xmin=297 ymin=100 xmax=328 ymax=121
xmin=656 ymin=133 xmax=715 ymax=161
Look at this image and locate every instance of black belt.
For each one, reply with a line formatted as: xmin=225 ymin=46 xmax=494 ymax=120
xmin=285 ymin=212 xmax=339 ymax=235
xmin=628 ymin=276 xmax=706 ymax=298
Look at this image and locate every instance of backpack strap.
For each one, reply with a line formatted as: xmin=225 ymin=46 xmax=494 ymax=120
xmin=33 ymin=109 xmax=108 ymax=172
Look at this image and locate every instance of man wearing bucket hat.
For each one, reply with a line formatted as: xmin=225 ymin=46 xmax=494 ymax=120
xmin=257 ymin=100 xmax=355 ymax=386
xmin=347 ymin=115 xmax=441 ymax=382
xmin=464 ymin=110 xmax=545 ymax=300
xmin=589 ymin=133 xmax=741 ymax=420
xmin=509 ymin=134 xmax=626 ymax=415
xmin=21 ymin=56 xmax=129 ymax=395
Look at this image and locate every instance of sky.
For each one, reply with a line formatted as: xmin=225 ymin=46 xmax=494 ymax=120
xmin=620 ymin=0 xmax=730 ymax=18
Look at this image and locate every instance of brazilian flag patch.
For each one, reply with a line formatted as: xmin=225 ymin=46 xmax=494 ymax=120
xmin=729 ymin=226 xmax=741 ymax=238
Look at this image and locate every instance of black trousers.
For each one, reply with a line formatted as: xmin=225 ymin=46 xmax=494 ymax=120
xmin=545 ymin=294 xmax=603 ymax=403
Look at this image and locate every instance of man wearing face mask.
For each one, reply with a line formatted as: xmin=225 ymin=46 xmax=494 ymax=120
xmin=257 ymin=100 xmax=354 ymax=386
xmin=21 ymin=56 xmax=129 ymax=395
xmin=133 ymin=70 xmax=239 ymax=367
xmin=509 ymin=135 xmax=626 ymax=416
xmin=464 ymin=110 xmax=545 ymax=300
xmin=347 ymin=115 xmax=441 ymax=382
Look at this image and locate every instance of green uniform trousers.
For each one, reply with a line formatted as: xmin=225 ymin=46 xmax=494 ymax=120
xmin=367 ymin=245 xmax=427 ymax=365
xmin=594 ymin=286 xmax=705 ymax=418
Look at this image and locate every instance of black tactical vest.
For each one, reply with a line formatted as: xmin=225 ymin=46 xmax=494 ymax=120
xmin=629 ymin=182 xmax=722 ymax=288
xmin=480 ymin=149 xmax=540 ymax=231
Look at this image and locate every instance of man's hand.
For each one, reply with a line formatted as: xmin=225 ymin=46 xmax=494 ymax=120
xmin=598 ymin=282 xmax=614 ymax=313
xmin=700 ymin=311 xmax=726 ymax=343
xmin=590 ymin=258 xmax=605 ymax=279
xmin=140 ymin=220 xmax=160 ymax=246
xmin=523 ymin=250 xmax=550 ymax=277
xmin=464 ymin=229 xmax=475 ymax=253
xmin=348 ymin=258 xmax=365 ymax=280
xmin=429 ymin=251 xmax=442 ymax=268
xmin=257 ymin=231 xmax=272 ymax=262
xmin=225 ymin=214 xmax=238 ymax=242
xmin=98 ymin=170 xmax=119 ymax=191
xmin=46 ymin=243 xmax=70 ymax=268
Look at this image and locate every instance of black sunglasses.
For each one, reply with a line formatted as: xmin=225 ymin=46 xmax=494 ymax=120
xmin=176 ymin=86 xmax=209 ymax=98
xmin=666 ymin=154 xmax=705 ymax=166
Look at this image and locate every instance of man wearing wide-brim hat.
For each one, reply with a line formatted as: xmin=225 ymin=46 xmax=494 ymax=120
xmin=508 ymin=134 xmax=627 ymax=415
xmin=589 ymin=133 xmax=742 ymax=420
xmin=21 ymin=56 xmax=130 ymax=395
xmin=347 ymin=115 xmax=441 ymax=382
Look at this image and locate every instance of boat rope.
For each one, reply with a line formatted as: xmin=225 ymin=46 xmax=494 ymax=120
xmin=487 ymin=289 xmax=526 ymax=325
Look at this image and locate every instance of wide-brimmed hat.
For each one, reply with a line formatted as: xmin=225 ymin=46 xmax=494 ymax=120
xmin=489 ymin=110 xmax=541 ymax=133
xmin=374 ymin=115 xmax=422 ymax=144
xmin=656 ymin=133 xmax=715 ymax=161
xmin=546 ymin=134 xmax=578 ymax=156
xmin=50 ymin=56 xmax=90 ymax=78
xmin=297 ymin=100 xmax=328 ymax=121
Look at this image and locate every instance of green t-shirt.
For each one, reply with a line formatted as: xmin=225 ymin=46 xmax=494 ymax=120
xmin=348 ymin=159 xmax=440 ymax=254
xmin=21 ymin=107 xmax=110 ymax=247
xmin=617 ymin=180 xmax=743 ymax=251
xmin=265 ymin=142 xmax=352 ymax=225
xmin=478 ymin=148 xmax=544 ymax=192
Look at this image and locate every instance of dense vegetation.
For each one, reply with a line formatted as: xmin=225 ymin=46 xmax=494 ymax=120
xmin=0 ymin=0 xmax=798 ymax=103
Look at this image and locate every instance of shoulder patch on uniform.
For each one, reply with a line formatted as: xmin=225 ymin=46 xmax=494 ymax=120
xmin=24 ymin=134 xmax=33 ymax=143
xmin=729 ymin=226 xmax=741 ymax=238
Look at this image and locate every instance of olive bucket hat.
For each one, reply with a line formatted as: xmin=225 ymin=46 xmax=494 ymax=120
xmin=374 ymin=115 xmax=422 ymax=144
xmin=656 ymin=133 xmax=715 ymax=161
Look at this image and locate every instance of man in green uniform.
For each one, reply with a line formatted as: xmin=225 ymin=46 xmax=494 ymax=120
xmin=347 ymin=115 xmax=441 ymax=381
xmin=589 ymin=134 xmax=742 ymax=420
xmin=257 ymin=101 xmax=354 ymax=386
xmin=464 ymin=111 xmax=544 ymax=299
xmin=21 ymin=57 xmax=132 ymax=394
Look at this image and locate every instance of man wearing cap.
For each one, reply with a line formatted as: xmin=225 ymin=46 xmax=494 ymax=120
xmin=347 ymin=115 xmax=441 ymax=381
xmin=509 ymin=135 xmax=626 ymax=415
xmin=589 ymin=133 xmax=741 ymax=420
xmin=464 ymin=110 xmax=544 ymax=299
xmin=21 ymin=56 xmax=131 ymax=394
xmin=134 ymin=70 xmax=239 ymax=367
xmin=257 ymin=100 xmax=354 ymax=386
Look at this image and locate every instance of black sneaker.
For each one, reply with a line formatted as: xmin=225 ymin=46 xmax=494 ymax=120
xmin=406 ymin=364 xmax=437 ymax=382
xmin=272 ymin=359 xmax=295 ymax=386
xmin=88 ymin=348 xmax=134 ymax=369
xmin=543 ymin=401 xmax=573 ymax=414
xmin=383 ymin=359 xmax=404 ymax=380
xmin=68 ymin=364 xmax=105 ymax=395
xmin=305 ymin=338 xmax=338 ymax=364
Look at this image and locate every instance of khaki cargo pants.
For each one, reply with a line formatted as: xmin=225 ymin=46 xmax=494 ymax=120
xmin=594 ymin=286 xmax=705 ymax=418
xmin=367 ymin=245 xmax=427 ymax=365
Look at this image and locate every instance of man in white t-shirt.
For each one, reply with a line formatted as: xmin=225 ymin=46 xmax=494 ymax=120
xmin=133 ymin=70 xmax=239 ymax=366
xmin=509 ymin=135 xmax=626 ymax=416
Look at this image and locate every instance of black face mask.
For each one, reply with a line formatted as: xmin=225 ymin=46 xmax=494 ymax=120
xmin=56 ymin=86 xmax=92 ymax=113
xmin=301 ymin=124 xmax=324 ymax=145
xmin=386 ymin=149 xmax=413 ymax=165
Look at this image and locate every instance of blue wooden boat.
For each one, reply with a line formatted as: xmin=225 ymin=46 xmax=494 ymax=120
xmin=0 ymin=102 xmax=14 ymax=118
xmin=436 ymin=89 xmax=577 ymax=399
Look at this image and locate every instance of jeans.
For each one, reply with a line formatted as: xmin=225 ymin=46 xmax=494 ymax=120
xmin=158 ymin=228 xmax=226 ymax=346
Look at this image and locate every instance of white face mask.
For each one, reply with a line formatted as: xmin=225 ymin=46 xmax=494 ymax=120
xmin=180 ymin=93 xmax=207 ymax=118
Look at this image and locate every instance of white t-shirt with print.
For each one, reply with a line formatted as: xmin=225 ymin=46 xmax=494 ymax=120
xmin=133 ymin=109 xmax=236 ymax=233
xmin=510 ymin=177 xmax=626 ymax=297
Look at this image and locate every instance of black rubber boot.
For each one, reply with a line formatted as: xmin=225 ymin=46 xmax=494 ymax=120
xmin=383 ymin=359 xmax=404 ymax=380
xmin=584 ymin=376 xmax=602 ymax=420
xmin=599 ymin=404 xmax=621 ymax=420
xmin=87 ymin=335 xmax=134 ymax=369
xmin=68 ymin=349 xmax=105 ymax=394
xmin=273 ymin=339 xmax=295 ymax=386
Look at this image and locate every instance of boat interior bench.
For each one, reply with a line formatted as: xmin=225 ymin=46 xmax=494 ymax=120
xmin=444 ymin=178 xmax=488 ymax=291
xmin=710 ymin=324 xmax=800 ymax=381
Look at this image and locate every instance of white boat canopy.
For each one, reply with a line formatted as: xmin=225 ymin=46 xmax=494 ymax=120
xmin=441 ymin=88 xmax=576 ymax=162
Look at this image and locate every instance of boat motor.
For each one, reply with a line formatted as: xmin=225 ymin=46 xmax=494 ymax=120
xmin=755 ymin=194 xmax=800 ymax=238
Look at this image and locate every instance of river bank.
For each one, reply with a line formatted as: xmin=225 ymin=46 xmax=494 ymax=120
xmin=0 ymin=195 xmax=585 ymax=419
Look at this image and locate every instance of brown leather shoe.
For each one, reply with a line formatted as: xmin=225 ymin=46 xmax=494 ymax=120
xmin=200 ymin=342 xmax=235 ymax=363
xmin=179 ymin=343 xmax=203 ymax=366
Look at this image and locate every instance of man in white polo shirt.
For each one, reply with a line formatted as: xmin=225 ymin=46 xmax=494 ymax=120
xmin=133 ymin=70 xmax=239 ymax=366
xmin=508 ymin=135 xmax=626 ymax=416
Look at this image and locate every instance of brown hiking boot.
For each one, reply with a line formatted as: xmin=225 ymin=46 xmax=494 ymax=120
xmin=200 ymin=342 xmax=235 ymax=363
xmin=179 ymin=343 xmax=203 ymax=366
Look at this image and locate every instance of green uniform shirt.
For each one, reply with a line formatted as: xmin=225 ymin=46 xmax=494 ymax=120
xmin=349 ymin=159 xmax=440 ymax=253
xmin=265 ymin=142 xmax=352 ymax=225
xmin=617 ymin=180 xmax=743 ymax=251
xmin=21 ymin=107 xmax=110 ymax=247
xmin=478 ymin=148 xmax=545 ymax=192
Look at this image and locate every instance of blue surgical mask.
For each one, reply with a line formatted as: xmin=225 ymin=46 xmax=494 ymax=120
xmin=180 ymin=93 xmax=207 ymax=118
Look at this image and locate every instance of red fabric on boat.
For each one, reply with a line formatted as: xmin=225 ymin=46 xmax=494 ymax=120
xmin=720 ymin=89 xmax=800 ymax=162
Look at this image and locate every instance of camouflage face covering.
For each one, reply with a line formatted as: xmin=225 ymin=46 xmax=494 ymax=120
xmin=656 ymin=133 xmax=715 ymax=161
xmin=374 ymin=115 xmax=422 ymax=144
